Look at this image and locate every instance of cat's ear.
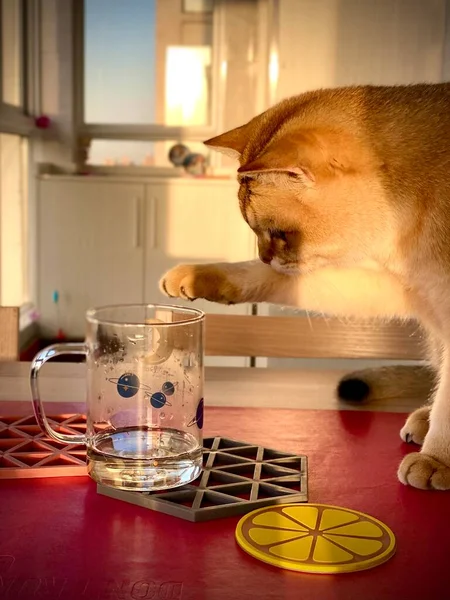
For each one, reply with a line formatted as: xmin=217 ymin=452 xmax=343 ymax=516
xmin=204 ymin=124 xmax=249 ymax=159
xmin=237 ymin=137 xmax=315 ymax=186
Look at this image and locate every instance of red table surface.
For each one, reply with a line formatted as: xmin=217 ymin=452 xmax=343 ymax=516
xmin=1 ymin=402 xmax=449 ymax=600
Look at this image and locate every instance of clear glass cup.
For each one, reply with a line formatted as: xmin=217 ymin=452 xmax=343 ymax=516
xmin=30 ymin=304 xmax=205 ymax=492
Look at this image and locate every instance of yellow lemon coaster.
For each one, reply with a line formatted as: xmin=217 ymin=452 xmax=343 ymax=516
xmin=235 ymin=503 xmax=396 ymax=574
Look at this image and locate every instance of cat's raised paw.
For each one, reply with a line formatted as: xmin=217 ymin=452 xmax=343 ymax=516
xmin=398 ymin=452 xmax=450 ymax=490
xmin=159 ymin=264 xmax=242 ymax=305
xmin=400 ymin=406 xmax=430 ymax=445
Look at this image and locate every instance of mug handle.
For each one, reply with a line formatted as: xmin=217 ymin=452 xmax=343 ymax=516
xmin=30 ymin=343 xmax=87 ymax=445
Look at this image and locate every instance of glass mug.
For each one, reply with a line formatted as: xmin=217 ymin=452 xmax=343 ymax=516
xmin=30 ymin=304 xmax=205 ymax=492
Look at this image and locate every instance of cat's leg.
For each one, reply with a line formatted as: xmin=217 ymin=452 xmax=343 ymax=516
xmin=398 ymin=333 xmax=441 ymax=446
xmin=400 ymin=405 xmax=432 ymax=445
xmin=160 ymin=261 xmax=283 ymax=305
xmin=160 ymin=260 xmax=411 ymax=318
xmin=398 ymin=345 xmax=450 ymax=490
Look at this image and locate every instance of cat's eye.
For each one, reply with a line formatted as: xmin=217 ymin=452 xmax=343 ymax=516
xmin=270 ymin=230 xmax=288 ymax=242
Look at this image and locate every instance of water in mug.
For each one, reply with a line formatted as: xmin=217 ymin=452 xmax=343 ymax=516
xmin=87 ymin=351 xmax=203 ymax=491
xmin=87 ymin=427 xmax=202 ymax=491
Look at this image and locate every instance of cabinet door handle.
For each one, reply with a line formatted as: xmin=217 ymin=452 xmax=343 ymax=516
xmin=133 ymin=197 xmax=142 ymax=248
xmin=148 ymin=197 xmax=157 ymax=250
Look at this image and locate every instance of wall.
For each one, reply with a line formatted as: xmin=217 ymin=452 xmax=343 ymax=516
xmin=277 ymin=0 xmax=447 ymax=101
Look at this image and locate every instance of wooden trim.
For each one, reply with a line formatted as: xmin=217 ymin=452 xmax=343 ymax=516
xmin=204 ymin=314 xmax=425 ymax=360
xmin=0 ymin=307 xmax=20 ymax=361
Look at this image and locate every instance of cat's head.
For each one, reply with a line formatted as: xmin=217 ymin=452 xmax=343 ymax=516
xmin=205 ymin=103 xmax=396 ymax=275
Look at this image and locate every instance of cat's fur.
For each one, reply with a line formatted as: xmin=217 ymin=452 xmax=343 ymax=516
xmin=160 ymin=83 xmax=450 ymax=490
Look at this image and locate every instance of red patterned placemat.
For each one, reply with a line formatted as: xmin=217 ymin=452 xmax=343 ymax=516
xmin=0 ymin=414 xmax=87 ymax=478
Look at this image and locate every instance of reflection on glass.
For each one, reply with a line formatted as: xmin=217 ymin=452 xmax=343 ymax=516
xmin=84 ymin=0 xmax=212 ymax=126
xmin=1 ymin=0 xmax=22 ymax=106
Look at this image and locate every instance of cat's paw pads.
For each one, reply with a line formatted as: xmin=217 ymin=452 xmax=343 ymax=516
xmin=160 ymin=265 xmax=199 ymax=301
xmin=398 ymin=452 xmax=450 ymax=490
xmin=159 ymin=264 xmax=241 ymax=305
xmin=400 ymin=406 xmax=430 ymax=446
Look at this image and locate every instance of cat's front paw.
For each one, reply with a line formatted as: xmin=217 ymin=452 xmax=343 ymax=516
xmin=159 ymin=264 xmax=242 ymax=305
xmin=400 ymin=406 xmax=430 ymax=445
xmin=398 ymin=452 xmax=450 ymax=490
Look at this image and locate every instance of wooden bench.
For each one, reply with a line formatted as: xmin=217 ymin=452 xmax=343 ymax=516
xmin=204 ymin=313 xmax=424 ymax=360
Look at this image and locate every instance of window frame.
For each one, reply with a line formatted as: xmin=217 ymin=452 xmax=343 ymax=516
xmin=0 ymin=0 xmax=36 ymax=136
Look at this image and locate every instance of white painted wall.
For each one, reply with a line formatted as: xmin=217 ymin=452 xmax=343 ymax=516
xmin=277 ymin=0 xmax=447 ymax=101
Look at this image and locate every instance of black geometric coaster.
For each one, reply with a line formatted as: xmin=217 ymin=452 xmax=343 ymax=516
xmin=97 ymin=437 xmax=308 ymax=522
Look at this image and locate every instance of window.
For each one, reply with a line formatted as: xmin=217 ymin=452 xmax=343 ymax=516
xmin=76 ymin=0 xmax=273 ymax=173
xmin=0 ymin=134 xmax=28 ymax=305
xmin=82 ymin=0 xmax=213 ymax=128
xmin=84 ymin=0 xmax=158 ymax=125
xmin=0 ymin=0 xmax=35 ymax=309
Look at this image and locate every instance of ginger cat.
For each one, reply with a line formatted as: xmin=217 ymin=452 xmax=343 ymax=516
xmin=160 ymin=83 xmax=450 ymax=491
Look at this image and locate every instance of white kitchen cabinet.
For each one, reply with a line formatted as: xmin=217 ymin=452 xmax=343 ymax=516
xmin=37 ymin=179 xmax=146 ymax=338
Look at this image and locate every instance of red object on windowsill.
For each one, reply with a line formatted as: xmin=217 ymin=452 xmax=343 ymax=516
xmin=35 ymin=115 xmax=51 ymax=129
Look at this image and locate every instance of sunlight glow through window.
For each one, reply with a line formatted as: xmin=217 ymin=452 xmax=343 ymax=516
xmin=165 ymin=46 xmax=211 ymax=126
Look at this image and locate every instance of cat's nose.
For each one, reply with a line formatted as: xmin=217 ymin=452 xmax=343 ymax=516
xmin=259 ymin=249 xmax=273 ymax=264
